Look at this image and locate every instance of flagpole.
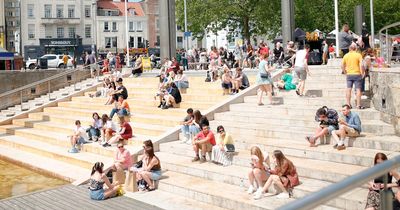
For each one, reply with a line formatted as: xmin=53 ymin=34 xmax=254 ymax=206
xmin=125 ymin=0 xmax=130 ymax=67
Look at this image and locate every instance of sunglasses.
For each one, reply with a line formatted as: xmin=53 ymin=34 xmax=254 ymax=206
xmin=118 ymin=146 xmax=124 ymax=148
xmin=218 ymin=130 xmax=225 ymax=133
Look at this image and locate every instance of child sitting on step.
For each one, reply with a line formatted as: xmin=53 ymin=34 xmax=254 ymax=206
xmin=68 ymin=120 xmax=89 ymax=153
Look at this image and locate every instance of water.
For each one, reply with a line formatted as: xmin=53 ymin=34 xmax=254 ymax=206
xmin=0 ymin=159 xmax=68 ymax=199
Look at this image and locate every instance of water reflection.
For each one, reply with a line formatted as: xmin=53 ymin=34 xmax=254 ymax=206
xmin=0 ymin=159 xmax=68 ymax=199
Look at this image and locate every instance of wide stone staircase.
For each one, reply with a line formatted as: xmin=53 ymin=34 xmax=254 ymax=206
xmin=135 ymin=66 xmax=400 ymax=210
xmin=0 ymin=74 xmax=237 ymax=188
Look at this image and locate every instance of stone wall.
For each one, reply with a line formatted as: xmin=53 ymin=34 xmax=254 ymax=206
xmin=370 ymin=68 xmax=400 ymax=135
xmin=0 ymin=70 xmax=91 ymax=110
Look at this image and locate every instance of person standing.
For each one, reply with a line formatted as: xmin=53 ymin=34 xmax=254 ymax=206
xmin=322 ymin=40 xmax=329 ymax=65
xmin=62 ymin=53 xmax=69 ymax=69
xmin=339 ymin=24 xmax=356 ymax=56
xmin=294 ymin=44 xmax=310 ymax=96
xmin=256 ymin=53 xmax=275 ymax=105
xmin=88 ymin=51 xmax=97 ymax=77
xmin=341 ymin=43 xmax=365 ymax=109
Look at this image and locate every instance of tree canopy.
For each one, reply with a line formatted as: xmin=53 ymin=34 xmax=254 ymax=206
xmin=175 ymin=0 xmax=400 ymax=41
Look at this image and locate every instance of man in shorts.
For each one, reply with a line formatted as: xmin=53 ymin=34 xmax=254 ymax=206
xmin=341 ymin=43 xmax=365 ymax=109
xmin=306 ymin=106 xmax=339 ymax=147
xmin=294 ymin=44 xmax=310 ymax=96
xmin=332 ymin=104 xmax=362 ymax=150
xmin=69 ymin=120 xmax=88 ymax=153
xmin=192 ymin=125 xmax=216 ymax=163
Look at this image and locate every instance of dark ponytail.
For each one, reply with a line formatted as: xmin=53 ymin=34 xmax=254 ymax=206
xmin=91 ymin=162 xmax=104 ymax=175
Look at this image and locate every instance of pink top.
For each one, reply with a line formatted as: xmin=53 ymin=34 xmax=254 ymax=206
xmin=116 ymin=149 xmax=133 ymax=169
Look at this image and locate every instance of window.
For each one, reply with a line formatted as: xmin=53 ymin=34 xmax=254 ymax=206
xmin=129 ymin=22 xmax=134 ymax=32
xmin=105 ymin=37 xmax=117 ymax=48
xmin=68 ymin=27 xmax=76 ymax=38
xmin=156 ymin=19 xmax=160 ymax=30
xmin=104 ymin=22 xmax=109 ymax=31
xmin=129 ymin=9 xmax=136 ymax=16
xmin=68 ymin=5 xmax=75 ymax=18
xmin=6 ymin=11 xmax=13 ymax=17
xmin=112 ymin=22 xmax=117 ymax=31
xmin=156 ymin=36 xmax=160 ymax=47
xmin=27 ymin=4 xmax=34 ymax=18
xmin=85 ymin=5 xmax=91 ymax=17
xmin=56 ymin=5 xmax=64 ymax=18
xmin=28 ymin=24 xmax=35 ymax=39
xmin=136 ymin=21 xmax=143 ymax=31
xmin=85 ymin=25 xmax=91 ymax=38
xmin=44 ymin=5 xmax=52 ymax=18
xmin=9 ymin=40 xmax=14 ymax=48
xmin=57 ymin=27 xmax=64 ymax=38
xmin=137 ymin=37 xmax=143 ymax=48
xmin=45 ymin=25 xmax=52 ymax=38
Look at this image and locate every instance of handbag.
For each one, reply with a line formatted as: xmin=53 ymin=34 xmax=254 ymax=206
xmin=260 ymin=72 xmax=270 ymax=79
xmin=134 ymin=160 xmax=143 ymax=168
xmin=224 ymin=144 xmax=235 ymax=152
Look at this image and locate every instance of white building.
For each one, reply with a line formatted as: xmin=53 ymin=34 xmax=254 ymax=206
xmin=95 ymin=0 xmax=147 ymax=53
xmin=20 ymin=0 xmax=96 ymax=60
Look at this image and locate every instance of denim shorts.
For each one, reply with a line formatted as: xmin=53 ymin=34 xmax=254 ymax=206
xmin=151 ymin=170 xmax=162 ymax=181
xmin=90 ymin=189 xmax=105 ymax=200
xmin=346 ymin=75 xmax=362 ymax=89
xmin=327 ymin=125 xmax=337 ymax=135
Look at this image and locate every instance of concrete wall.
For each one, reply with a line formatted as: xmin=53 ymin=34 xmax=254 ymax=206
xmin=370 ymin=68 xmax=400 ymax=135
xmin=0 ymin=70 xmax=91 ymax=110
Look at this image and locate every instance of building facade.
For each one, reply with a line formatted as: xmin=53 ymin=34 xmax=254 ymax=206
xmin=95 ymin=0 xmax=147 ymax=54
xmin=0 ymin=0 xmax=5 ymax=49
xmin=21 ymin=0 xmax=96 ymax=60
xmin=4 ymin=0 xmax=21 ymax=53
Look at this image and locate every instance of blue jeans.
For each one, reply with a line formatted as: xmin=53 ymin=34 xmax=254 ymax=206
xmin=110 ymin=108 xmax=128 ymax=119
xmin=189 ymin=125 xmax=200 ymax=136
xmin=87 ymin=127 xmax=100 ymax=139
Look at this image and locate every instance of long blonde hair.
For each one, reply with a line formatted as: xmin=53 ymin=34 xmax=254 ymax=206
xmin=250 ymin=146 xmax=264 ymax=166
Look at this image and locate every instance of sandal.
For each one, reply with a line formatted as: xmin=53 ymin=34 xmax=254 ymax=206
xmin=257 ymin=103 xmax=264 ymax=106
xmin=357 ymin=106 xmax=365 ymax=109
xmin=147 ymin=187 xmax=156 ymax=192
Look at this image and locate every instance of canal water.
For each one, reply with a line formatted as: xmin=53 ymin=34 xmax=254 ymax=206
xmin=0 ymin=159 xmax=68 ymax=199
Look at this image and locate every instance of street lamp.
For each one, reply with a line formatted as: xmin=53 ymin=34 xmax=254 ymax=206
xmin=126 ymin=0 xmax=145 ymax=67
xmin=370 ymin=0 xmax=374 ymax=49
xmin=184 ymin=0 xmax=188 ymax=50
xmin=334 ymin=0 xmax=339 ymax=58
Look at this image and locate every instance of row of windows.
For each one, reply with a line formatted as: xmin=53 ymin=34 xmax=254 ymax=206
xmin=103 ymin=21 xmax=143 ymax=32
xmin=106 ymin=37 xmax=144 ymax=48
xmin=27 ymin=4 xmax=92 ymax=19
xmin=27 ymin=24 xmax=92 ymax=39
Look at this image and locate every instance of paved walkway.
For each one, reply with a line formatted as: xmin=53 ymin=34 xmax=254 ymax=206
xmin=0 ymin=185 xmax=163 ymax=210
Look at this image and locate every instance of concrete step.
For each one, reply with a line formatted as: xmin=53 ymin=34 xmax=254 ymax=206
xmin=0 ymin=125 xmax=144 ymax=158
xmin=213 ymin=112 xmax=394 ymax=135
xmin=0 ymin=145 xmax=89 ymax=182
xmin=0 ymin=133 xmax=113 ymax=169
xmin=159 ymin=141 xmax=367 ymax=183
xmin=11 ymin=118 xmax=170 ymax=137
xmin=42 ymin=106 xmax=188 ymax=118
xmin=125 ymin=190 xmax=228 ymax=210
xmin=29 ymin=111 xmax=183 ymax=128
xmin=228 ymin=103 xmax=381 ymax=121
xmin=157 ymin=151 xmax=366 ymax=209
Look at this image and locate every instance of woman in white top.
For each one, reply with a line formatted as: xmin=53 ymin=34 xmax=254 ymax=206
xmin=211 ymin=125 xmax=234 ymax=166
xmin=174 ymin=69 xmax=189 ymax=93
xmin=100 ymin=114 xmax=117 ymax=144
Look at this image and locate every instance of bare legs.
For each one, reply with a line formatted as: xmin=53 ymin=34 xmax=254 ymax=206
xmin=136 ymin=171 xmax=155 ymax=189
xmin=297 ymin=80 xmax=306 ymax=96
xmin=248 ymin=168 xmax=268 ymax=189
xmin=261 ymin=175 xmax=287 ymax=194
xmin=346 ymin=88 xmax=362 ymax=108
xmin=257 ymin=84 xmax=273 ymax=105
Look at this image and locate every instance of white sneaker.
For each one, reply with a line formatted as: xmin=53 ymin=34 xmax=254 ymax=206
xmin=276 ymin=192 xmax=289 ymax=199
xmin=361 ymin=95 xmax=368 ymax=99
xmin=253 ymin=188 xmax=263 ymax=200
xmin=247 ymin=185 xmax=255 ymax=194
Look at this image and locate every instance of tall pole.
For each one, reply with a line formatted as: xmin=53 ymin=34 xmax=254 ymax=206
xmin=370 ymin=0 xmax=374 ymax=49
xmin=184 ymin=0 xmax=188 ymax=50
xmin=334 ymin=0 xmax=340 ymax=57
xmin=125 ymin=0 xmax=130 ymax=67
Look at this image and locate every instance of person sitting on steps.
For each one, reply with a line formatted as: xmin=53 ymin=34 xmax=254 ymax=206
xmin=174 ymin=69 xmax=189 ymax=93
xmin=104 ymin=81 xmax=117 ymax=105
xmin=110 ymin=141 xmax=133 ymax=185
xmin=276 ymin=68 xmax=296 ymax=91
xmin=86 ymin=112 xmax=103 ymax=142
xmin=211 ymin=125 xmax=235 ymax=166
xmin=180 ymin=108 xmax=194 ymax=144
xmin=68 ymin=120 xmax=89 ymax=153
xmin=192 ymin=125 xmax=216 ymax=163
xmin=111 ymin=78 xmax=128 ymax=103
xmin=247 ymin=146 xmax=270 ymax=196
xmin=305 ymin=106 xmax=339 ymax=147
xmin=103 ymin=116 xmax=132 ymax=147
xmin=332 ymin=104 xmax=362 ymax=151
xmin=161 ymin=82 xmax=182 ymax=109
xmin=221 ymin=66 xmax=233 ymax=95
xmin=231 ymin=67 xmax=244 ymax=94
xmin=134 ymin=140 xmax=162 ymax=192
xmin=89 ymin=162 xmax=119 ymax=200
xmin=254 ymin=150 xmax=299 ymax=200
xmin=100 ymin=114 xmax=118 ymax=145
xmin=110 ymin=95 xmax=130 ymax=119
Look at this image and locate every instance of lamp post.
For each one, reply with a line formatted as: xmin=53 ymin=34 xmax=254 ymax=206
xmin=370 ymin=0 xmax=374 ymax=49
xmin=184 ymin=0 xmax=188 ymax=50
xmin=334 ymin=0 xmax=340 ymax=57
xmin=125 ymin=0 xmax=130 ymax=67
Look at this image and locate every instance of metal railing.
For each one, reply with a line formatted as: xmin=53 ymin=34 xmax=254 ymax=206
xmin=0 ymin=63 xmax=98 ymax=111
xmin=278 ymin=155 xmax=400 ymax=210
xmin=379 ymin=22 xmax=400 ymax=63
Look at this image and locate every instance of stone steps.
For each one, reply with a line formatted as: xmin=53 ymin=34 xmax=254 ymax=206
xmin=0 ymin=133 xmax=113 ymax=169
xmin=0 ymin=125 xmax=143 ymax=157
xmin=156 ymin=151 xmax=366 ymax=209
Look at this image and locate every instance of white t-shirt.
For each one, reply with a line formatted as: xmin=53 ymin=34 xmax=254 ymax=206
xmin=294 ymin=49 xmax=307 ymax=68
xmin=74 ymin=126 xmax=88 ymax=141
xmin=106 ymin=120 xmax=117 ymax=131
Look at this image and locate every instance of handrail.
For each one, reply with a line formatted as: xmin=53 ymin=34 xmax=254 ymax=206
xmin=0 ymin=60 xmax=104 ymax=99
xmin=278 ymin=155 xmax=400 ymax=210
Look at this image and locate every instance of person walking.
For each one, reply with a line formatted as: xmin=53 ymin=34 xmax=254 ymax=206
xmin=256 ymin=53 xmax=275 ymax=105
xmin=62 ymin=53 xmax=69 ymax=69
xmin=341 ymin=43 xmax=365 ymax=109
xmin=294 ymin=44 xmax=310 ymax=96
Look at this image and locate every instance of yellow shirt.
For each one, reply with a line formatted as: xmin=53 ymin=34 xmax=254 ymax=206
xmin=62 ymin=55 xmax=69 ymax=64
xmin=216 ymin=133 xmax=234 ymax=145
xmin=342 ymin=51 xmax=363 ymax=75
